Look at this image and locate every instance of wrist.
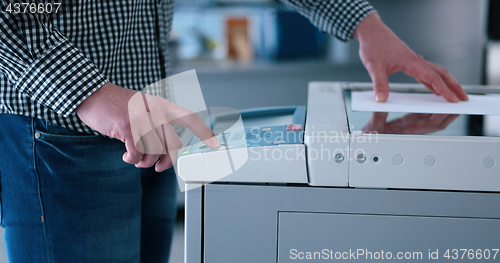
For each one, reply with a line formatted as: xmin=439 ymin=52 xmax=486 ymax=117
xmin=352 ymin=13 xmax=385 ymax=41
xmin=76 ymin=82 xmax=136 ymax=118
xmin=76 ymin=82 xmax=112 ymax=115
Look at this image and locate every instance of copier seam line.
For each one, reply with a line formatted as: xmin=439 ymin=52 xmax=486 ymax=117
xmin=276 ymin=211 xmax=500 ymax=221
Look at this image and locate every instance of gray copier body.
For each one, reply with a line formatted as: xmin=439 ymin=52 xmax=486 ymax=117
xmin=182 ymin=82 xmax=500 ymax=263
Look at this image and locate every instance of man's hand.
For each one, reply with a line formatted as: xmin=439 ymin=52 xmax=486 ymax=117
xmin=353 ymin=13 xmax=469 ymax=103
xmin=76 ymin=82 xmax=220 ymax=172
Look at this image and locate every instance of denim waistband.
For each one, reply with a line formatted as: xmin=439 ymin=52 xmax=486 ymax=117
xmin=30 ymin=116 xmax=96 ymax=137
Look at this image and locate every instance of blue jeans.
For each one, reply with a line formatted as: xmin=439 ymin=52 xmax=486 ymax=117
xmin=0 ymin=114 xmax=177 ymax=263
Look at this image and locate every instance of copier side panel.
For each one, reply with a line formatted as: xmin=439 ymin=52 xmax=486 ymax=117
xmin=278 ymin=212 xmax=500 ymax=262
xmin=203 ymin=184 xmax=500 ymax=263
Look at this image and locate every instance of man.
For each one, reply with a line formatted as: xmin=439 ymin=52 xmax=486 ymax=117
xmin=0 ymin=0 xmax=468 ymax=262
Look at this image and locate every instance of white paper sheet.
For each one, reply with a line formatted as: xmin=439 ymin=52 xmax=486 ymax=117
xmin=351 ymin=91 xmax=500 ymax=115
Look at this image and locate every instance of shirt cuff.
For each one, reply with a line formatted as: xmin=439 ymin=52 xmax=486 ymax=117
xmin=335 ymin=0 xmax=377 ymax=41
xmin=14 ymin=30 xmax=109 ymax=117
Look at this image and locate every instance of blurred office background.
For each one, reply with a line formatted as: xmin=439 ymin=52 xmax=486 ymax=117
xmin=172 ymin=0 xmax=487 ymax=112
xmin=0 ymin=0 xmax=493 ymax=262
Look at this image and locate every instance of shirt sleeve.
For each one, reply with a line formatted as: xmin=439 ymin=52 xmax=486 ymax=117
xmin=279 ymin=0 xmax=376 ymax=42
xmin=0 ymin=0 xmax=108 ymax=117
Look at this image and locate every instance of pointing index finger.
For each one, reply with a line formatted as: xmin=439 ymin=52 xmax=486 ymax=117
xmin=165 ymin=103 xmax=220 ymax=149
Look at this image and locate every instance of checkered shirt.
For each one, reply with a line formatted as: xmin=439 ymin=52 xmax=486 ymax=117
xmin=0 ymin=0 xmax=375 ymax=135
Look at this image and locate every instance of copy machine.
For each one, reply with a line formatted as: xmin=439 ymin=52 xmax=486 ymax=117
xmin=179 ymin=82 xmax=500 ymax=263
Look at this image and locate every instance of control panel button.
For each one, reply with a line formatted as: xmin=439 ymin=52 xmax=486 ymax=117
xmin=334 ymin=153 xmax=344 ymax=163
xmin=181 ymin=146 xmax=192 ymax=155
xmin=392 ymin=154 xmax=404 ymax=165
xmin=371 ymin=155 xmax=380 ymax=164
xmin=424 ymin=155 xmax=435 ymax=166
xmin=356 ymin=154 xmax=366 ymax=164
xmin=484 ymin=157 xmax=495 ymax=168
